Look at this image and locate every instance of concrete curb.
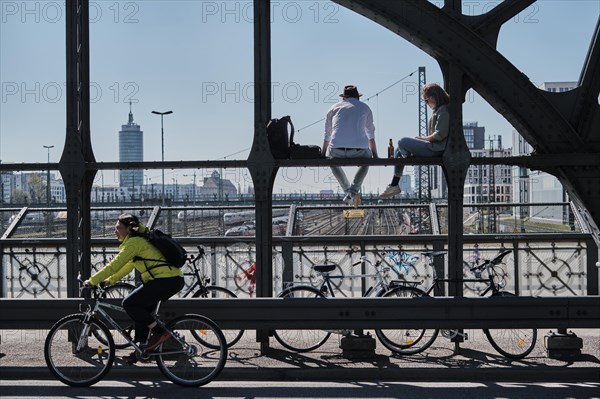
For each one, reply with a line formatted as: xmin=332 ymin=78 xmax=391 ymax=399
xmin=2 ymin=366 xmax=599 ymax=382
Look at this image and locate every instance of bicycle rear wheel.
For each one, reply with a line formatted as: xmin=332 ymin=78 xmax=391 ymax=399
xmin=156 ymin=314 xmax=227 ymax=387
xmin=44 ymin=314 xmax=115 ymax=387
xmin=483 ymin=292 xmax=537 ymax=359
xmin=375 ymin=286 xmax=439 ymax=355
xmin=96 ymin=283 xmax=136 ymax=349
xmin=192 ymin=285 xmax=244 ymax=348
xmin=272 ymin=286 xmax=331 ymax=352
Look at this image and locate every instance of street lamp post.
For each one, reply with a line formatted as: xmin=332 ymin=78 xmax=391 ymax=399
xmin=151 ymin=110 xmax=173 ymax=206
xmin=43 ymin=145 xmax=54 ymax=206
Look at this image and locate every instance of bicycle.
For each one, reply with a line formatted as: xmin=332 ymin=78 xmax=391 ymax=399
xmin=100 ymin=246 xmax=244 ymax=348
xmin=375 ymin=249 xmax=538 ymax=359
xmin=44 ymin=278 xmax=227 ymax=387
xmin=235 ymin=261 xmax=256 ymax=297
xmin=272 ymin=256 xmax=409 ymax=352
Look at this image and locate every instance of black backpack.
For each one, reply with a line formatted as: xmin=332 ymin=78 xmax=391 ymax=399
xmin=267 ymin=115 xmax=322 ymax=159
xmin=267 ymin=116 xmax=291 ymax=159
xmin=133 ymin=229 xmax=187 ymax=268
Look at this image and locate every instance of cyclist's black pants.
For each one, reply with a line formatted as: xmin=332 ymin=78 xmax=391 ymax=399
xmin=122 ymin=276 xmax=185 ymax=343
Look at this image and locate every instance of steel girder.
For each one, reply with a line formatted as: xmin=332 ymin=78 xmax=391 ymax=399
xmin=3 ymin=297 xmax=599 ymax=330
xmin=61 ymin=0 xmax=96 ymax=296
xmin=333 ymin=0 xmax=600 ymax=243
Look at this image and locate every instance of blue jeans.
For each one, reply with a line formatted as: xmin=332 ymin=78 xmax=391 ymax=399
xmin=393 ymin=137 xmax=443 ymax=177
xmin=328 ymin=147 xmax=373 ymax=194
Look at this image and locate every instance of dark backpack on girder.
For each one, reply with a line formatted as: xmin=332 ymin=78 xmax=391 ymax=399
xmin=267 ymin=116 xmax=292 ymax=159
xmin=267 ymin=115 xmax=322 ymax=159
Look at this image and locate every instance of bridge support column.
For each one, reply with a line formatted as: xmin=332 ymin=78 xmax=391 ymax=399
xmin=441 ymin=65 xmax=471 ymax=346
xmin=340 ymin=332 xmax=377 ymax=359
xmin=249 ymin=0 xmax=275 ymax=353
xmin=546 ymin=329 xmax=583 ymax=360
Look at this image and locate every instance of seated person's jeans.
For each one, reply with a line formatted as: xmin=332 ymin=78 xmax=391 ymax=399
xmin=328 ymin=147 xmax=373 ymax=193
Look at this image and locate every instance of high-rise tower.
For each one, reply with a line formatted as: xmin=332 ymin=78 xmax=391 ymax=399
xmin=119 ymin=103 xmax=143 ymax=191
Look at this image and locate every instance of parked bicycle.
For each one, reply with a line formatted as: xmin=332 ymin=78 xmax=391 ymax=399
xmin=44 ymin=278 xmax=227 ymax=387
xmin=376 ymin=249 xmax=537 ymax=359
xmin=272 ymin=256 xmax=409 ymax=352
xmin=235 ymin=261 xmax=256 ymax=297
xmin=100 ymin=246 xmax=244 ymax=348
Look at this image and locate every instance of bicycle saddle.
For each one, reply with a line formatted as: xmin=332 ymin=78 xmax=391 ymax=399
xmin=314 ymin=264 xmax=337 ymax=273
xmin=421 ymin=251 xmax=447 ymax=258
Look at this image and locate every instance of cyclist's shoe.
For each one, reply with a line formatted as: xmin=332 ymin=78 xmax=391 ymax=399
xmin=379 ymin=185 xmax=400 ymax=199
xmin=143 ymin=330 xmax=170 ymax=351
xmin=122 ymin=350 xmax=138 ymax=365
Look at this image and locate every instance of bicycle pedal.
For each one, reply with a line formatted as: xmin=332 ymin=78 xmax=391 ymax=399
xmin=139 ymin=350 xmax=152 ymax=362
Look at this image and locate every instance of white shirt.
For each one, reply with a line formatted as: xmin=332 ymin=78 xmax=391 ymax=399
xmin=324 ymin=98 xmax=375 ymax=149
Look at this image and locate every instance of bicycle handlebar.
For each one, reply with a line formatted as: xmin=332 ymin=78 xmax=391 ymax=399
xmin=76 ymin=273 xmax=110 ymax=299
xmin=352 ymin=256 xmax=382 ymax=267
xmin=421 ymin=250 xmax=447 ymax=258
xmin=187 ymin=246 xmax=207 ymax=266
xmin=470 ymin=249 xmax=511 ymax=272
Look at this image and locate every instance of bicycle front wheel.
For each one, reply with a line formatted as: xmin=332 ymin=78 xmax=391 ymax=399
xmin=44 ymin=314 xmax=115 ymax=387
xmin=192 ymin=285 xmax=244 ymax=348
xmin=272 ymin=286 xmax=331 ymax=352
xmin=484 ymin=292 xmax=537 ymax=359
xmin=97 ymin=283 xmax=136 ymax=349
xmin=375 ymin=286 xmax=439 ymax=355
xmin=156 ymin=314 xmax=227 ymax=387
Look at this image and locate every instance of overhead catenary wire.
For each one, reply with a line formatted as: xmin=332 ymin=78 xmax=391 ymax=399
xmin=297 ymin=69 xmax=419 ymax=133
xmin=219 ymin=69 xmax=420 ymax=159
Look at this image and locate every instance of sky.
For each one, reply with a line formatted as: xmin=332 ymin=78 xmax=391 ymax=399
xmin=0 ymin=0 xmax=599 ymax=194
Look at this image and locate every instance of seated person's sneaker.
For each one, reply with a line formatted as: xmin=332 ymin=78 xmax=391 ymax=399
xmin=122 ymin=350 xmax=138 ymax=364
xmin=352 ymin=192 xmax=362 ymax=208
xmin=343 ymin=192 xmax=354 ymax=205
xmin=143 ymin=330 xmax=170 ymax=351
xmin=379 ymin=185 xmax=400 ymax=199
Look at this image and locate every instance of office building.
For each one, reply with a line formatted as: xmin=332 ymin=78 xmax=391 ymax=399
xmin=463 ymin=121 xmax=486 ymax=149
xmin=118 ymin=104 xmax=144 ymax=191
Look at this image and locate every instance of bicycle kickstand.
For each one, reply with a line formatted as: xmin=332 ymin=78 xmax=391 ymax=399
xmin=442 ymin=329 xmax=468 ymax=355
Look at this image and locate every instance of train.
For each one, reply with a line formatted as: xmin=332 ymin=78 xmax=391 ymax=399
xmin=7 ymin=211 xmax=48 ymax=226
xmin=224 ymin=215 xmax=289 ymax=236
xmin=177 ymin=208 xmax=289 ymax=226
xmin=223 ymin=208 xmax=288 ymax=226
xmin=6 ymin=209 xmax=126 ymax=227
xmin=176 ymin=209 xmax=222 ymax=221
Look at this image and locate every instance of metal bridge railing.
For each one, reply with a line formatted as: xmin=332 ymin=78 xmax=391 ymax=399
xmin=1 ymin=234 xmax=597 ymax=299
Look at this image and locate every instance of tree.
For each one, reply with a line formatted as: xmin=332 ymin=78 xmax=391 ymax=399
xmin=27 ymin=173 xmax=46 ymax=204
xmin=11 ymin=189 xmax=30 ymax=204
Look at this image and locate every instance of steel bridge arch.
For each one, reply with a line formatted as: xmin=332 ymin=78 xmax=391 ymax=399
xmin=333 ymin=0 xmax=600 ymax=242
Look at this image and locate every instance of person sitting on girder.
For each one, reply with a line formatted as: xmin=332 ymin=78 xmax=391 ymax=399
xmin=379 ymin=83 xmax=450 ymax=199
xmin=322 ymin=85 xmax=379 ymax=207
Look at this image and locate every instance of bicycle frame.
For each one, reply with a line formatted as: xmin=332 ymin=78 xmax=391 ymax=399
xmin=424 ymin=254 xmax=503 ymax=298
xmin=180 ymin=246 xmax=222 ymax=297
xmin=316 ymin=258 xmax=393 ymax=299
xmin=180 ymin=262 xmax=209 ymax=297
xmin=80 ymin=291 xmax=187 ymax=359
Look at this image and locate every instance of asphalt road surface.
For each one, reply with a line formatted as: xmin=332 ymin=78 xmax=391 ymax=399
xmin=1 ymin=379 xmax=600 ymax=399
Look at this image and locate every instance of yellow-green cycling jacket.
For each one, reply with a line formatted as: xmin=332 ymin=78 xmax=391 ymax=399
xmin=89 ymin=226 xmax=182 ymax=286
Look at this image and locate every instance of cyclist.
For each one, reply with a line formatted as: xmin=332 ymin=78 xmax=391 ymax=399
xmin=84 ymin=214 xmax=184 ymax=364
